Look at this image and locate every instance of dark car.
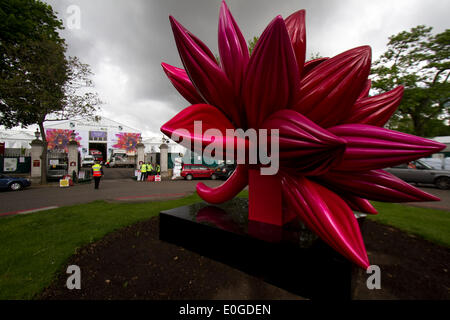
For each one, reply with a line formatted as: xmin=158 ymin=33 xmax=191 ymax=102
xmin=385 ymin=160 xmax=450 ymax=190
xmin=181 ymin=164 xmax=217 ymax=180
xmin=214 ymin=164 xmax=236 ymax=180
xmin=0 ymin=174 xmax=31 ymax=191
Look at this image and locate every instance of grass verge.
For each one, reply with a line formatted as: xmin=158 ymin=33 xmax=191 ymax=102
xmin=0 ymin=190 xmax=446 ymax=300
xmin=369 ymin=202 xmax=450 ymax=247
xmin=0 ymin=193 xmax=204 ymax=300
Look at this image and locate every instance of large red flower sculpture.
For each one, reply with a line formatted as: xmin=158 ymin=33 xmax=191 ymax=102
xmin=161 ymin=1 xmax=445 ymax=269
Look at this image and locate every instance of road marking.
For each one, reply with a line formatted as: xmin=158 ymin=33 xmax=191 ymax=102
xmin=0 ymin=206 xmax=59 ymax=217
xmin=115 ymin=193 xmax=188 ymax=201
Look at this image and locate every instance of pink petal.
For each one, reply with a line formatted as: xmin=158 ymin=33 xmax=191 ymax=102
xmin=169 ymin=16 xmax=243 ymax=127
xmin=161 ymin=63 xmax=204 ymax=104
xmin=285 ymin=9 xmax=306 ymax=75
xmin=328 ymin=124 xmax=446 ymax=171
xmin=292 ymin=46 xmax=372 ymax=128
xmin=301 ymin=57 xmax=328 ymax=77
xmin=281 ymin=174 xmax=370 ymax=269
xmin=197 ymin=164 xmax=249 ymax=204
xmin=243 ymin=16 xmax=300 ymax=129
xmin=357 ymin=79 xmax=372 ymax=100
xmin=317 ymin=169 xmax=440 ymax=202
xmin=343 ymin=86 xmax=404 ymax=127
xmin=338 ymin=194 xmax=378 ymax=215
xmin=160 ymin=104 xmax=243 ymax=159
xmin=218 ymin=1 xmax=249 ymax=97
xmin=261 ymin=109 xmax=346 ymax=175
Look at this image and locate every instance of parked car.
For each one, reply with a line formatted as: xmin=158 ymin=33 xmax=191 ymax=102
xmin=214 ymin=163 xmax=236 ymax=180
xmin=181 ymin=164 xmax=217 ymax=180
xmin=0 ymin=174 xmax=31 ymax=191
xmin=81 ymin=155 xmax=95 ymax=168
xmin=385 ymin=160 xmax=450 ymax=190
xmin=47 ymin=164 xmax=68 ymax=180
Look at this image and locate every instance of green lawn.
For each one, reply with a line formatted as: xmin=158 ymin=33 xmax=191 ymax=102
xmin=0 ymin=191 xmax=447 ymax=300
xmin=0 ymin=194 xmax=204 ymax=300
xmin=369 ymin=202 xmax=450 ymax=248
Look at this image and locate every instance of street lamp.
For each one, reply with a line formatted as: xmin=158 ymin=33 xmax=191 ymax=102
xmin=70 ymin=131 xmax=76 ymax=141
xmin=34 ymin=128 xmax=40 ymax=140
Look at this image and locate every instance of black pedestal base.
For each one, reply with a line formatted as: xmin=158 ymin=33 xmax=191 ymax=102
xmin=160 ymin=199 xmax=361 ymax=300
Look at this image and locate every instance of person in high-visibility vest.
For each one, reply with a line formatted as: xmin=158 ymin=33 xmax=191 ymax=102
xmin=156 ymin=163 xmax=161 ymax=175
xmin=147 ymin=162 xmax=154 ymax=176
xmin=91 ymin=161 xmax=104 ymax=189
xmin=140 ymin=162 xmax=147 ymax=181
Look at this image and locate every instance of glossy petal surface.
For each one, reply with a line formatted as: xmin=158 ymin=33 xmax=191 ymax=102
xmin=292 ymin=46 xmax=371 ymax=128
xmin=329 ymin=124 xmax=446 ymax=171
xmin=161 ymin=104 xmax=246 ymax=159
xmin=262 ymin=109 xmax=346 ymax=175
xmin=161 ymin=63 xmax=204 ymax=104
xmin=243 ymin=16 xmax=300 ymax=128
xmin=285 ymin=9 xmax=306 ymax=75
xmin=197 ymin=164 xmax=249 ymax=204
xmin=218 ymin=1 xmax=249 ymax=97
xmin=343 ymin=86 xmax=404 ymax=126
xmin=318 ymin=169 xmax=440 ymax=202
xmin=281 ymin=174 xmax=369 ymax=269
xmin=170 ymin=16 xmax=242 ymax=127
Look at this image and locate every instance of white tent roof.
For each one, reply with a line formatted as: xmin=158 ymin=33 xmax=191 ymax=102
xmin=44 ymin=116 xmax=141 ymax=133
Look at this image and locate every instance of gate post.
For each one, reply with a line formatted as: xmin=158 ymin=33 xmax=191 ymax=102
xmin=30 ymin=139 xmax=43 ymax=184
xmin=159 ymin=143 xmax=168 ymax=179
xmin=68 ymin=140 xmax=79 ymax=179
xmin=136 ymin=141 xmax=145 ymax=169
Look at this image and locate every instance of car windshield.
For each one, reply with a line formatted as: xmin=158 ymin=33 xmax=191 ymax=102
xmin=415 ymin=160 xmax=434 ymax=170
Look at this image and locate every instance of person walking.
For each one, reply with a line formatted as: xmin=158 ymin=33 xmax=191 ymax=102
xmin=156 ymin=163 xmax=161 ymax=175
xmin=91 ymin=160 xmax=104 ymax=189
xmin=140 ymin=162 xmax=147 ymax=181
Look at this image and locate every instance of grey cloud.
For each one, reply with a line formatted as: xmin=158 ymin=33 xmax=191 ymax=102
xmin=44 ymin=0 xmax=449 ymax=136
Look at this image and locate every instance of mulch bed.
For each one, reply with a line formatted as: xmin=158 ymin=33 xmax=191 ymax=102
xmin=39 ymin=217 xmax=450 ymax=300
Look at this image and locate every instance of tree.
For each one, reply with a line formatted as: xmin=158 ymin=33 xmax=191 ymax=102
xmin=0 ymin=0 xmax=101 ymax=183
xmin=371 ymin=25 xmax=450 ymax=137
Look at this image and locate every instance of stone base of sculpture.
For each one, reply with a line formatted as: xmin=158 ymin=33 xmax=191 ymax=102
xmin=159 ymin=198 xmax=364 ymax=299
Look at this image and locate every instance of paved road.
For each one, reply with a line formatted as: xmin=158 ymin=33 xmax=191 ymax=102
xmin=0 ymin=177 xmax=448 ymax=216
xmin=0 ymin=178 xmax=223 ymax=216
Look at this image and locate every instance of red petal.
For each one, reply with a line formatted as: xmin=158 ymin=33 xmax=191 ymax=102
xmin=218 ymin=1 xmax=249 ymax=97
xmin=328 ymin=124 xmax=446 ymax=171
xmin=197 ymin=164 xmax=249 ymax=204
xmin=357 ymin=79 xmax=372 ymax=100
xmin=161 ymin=63 xmax=204 ymax=104
xmin=338 ymin=194 xmax=378 ymax=215
xmin=301 ymin=57 xmax=328 ymax=77
xmin=317 ymin=169 xmax=440 ymax=202
xmin=243 ymin=16 xmax=300 ymax=128
xmin=281 ymin=174 xmax=370 ymax=269
xmin=169 ymin=16 xmax=243 ymax=127
xmin=261 ymin=109 xmax=346 ymax=175
xmin=292 ymin=46 xmax=372 ymax=128
xmin=160 ymin=104 xmax=242 ymax=159
xmin=285 ymin=9 xmax=306 ymax=75
xmin=343 ymin=86 xmax=404 ymax=127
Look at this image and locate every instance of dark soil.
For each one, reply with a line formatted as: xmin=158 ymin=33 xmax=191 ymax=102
xmin=39 ymin=218 xmax=450 ymax=300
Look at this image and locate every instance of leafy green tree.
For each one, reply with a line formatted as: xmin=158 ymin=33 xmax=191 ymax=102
xmin=0 ymin=0 xmax=101 ymax=183
xmin=371 ymin=25 xmax=450 ymax=137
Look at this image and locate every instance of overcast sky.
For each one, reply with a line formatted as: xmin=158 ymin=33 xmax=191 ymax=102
xmin=39 ymin=0 xmax=450 ymax=137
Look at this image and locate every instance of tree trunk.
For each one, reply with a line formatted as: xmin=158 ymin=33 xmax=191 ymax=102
xmin=38 ymin=121 xmax=48 ymax=184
